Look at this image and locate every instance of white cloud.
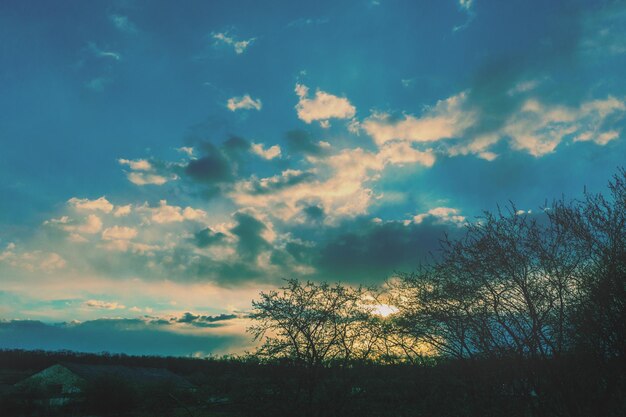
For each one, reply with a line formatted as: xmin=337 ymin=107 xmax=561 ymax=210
xmin=118 ymin=158 xmax=152 ymax=171
xmin=295 ymin=84 xmax=356 ymax=126
xmin=0 ymin=244 xmax=66 ymax=272
xmin=459 ymin=0 xmax=473 ymax=12
xmin=177 ymin=147 xmax=194 ymax=157
xmin=141 ymin=200 xmax=207 ymax=224
xmin=232 ymin=148 xmax=384 ymax=222
xmin=84 ymin=300 xmax=126 ymax=310
xmin=76 ymin=214 xmax=104 ymax=234
xmin=119 ymin=158 xmax=177 ymax=186
xmin=362 ymin=92 xmax=474 ymax=146
xmin=102 ymin=226 xmax=138 ymax=240
xmin=127 ymin=172 xmax=171 ymax=186
xmin=365 ymin=91 xmax=626 ymax=160
xmin=45 ymin=214 xmax=103 ymax=237
xmin=68 ymin=197 xmax=114 ymax=213
xmin=213 ymin=32 xmax=255 ymax=54
xmin=378 ymin=141 xmax=436 ymax=167
xmin=503 ymin=96 xmax=625 ymax=156
xmin=251 ymin=143 xmax=281 ymax=160
xmin=113 ymin=205 xmax=132 ymax=217
xmin=412 ymin=207 xmax=466 ymax=225
xmin=182 ymin=207 xmax=208 ymax=221
xmin=575 ymin=130 xmax=619 ymax=145
xmin=227 ymin=95 xmax=262 ymax=111
xmin=40 ymin=253 xmax=67 ymax=270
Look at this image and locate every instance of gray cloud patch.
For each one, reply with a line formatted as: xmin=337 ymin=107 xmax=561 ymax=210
xmin=0 ymin=319 xmax=245 ymax=356
xmin=231 ymin=212 xmax=270 ymax=260
xmin=246 ymin=171 xmax=316 ymax=195
xmin=285 ymin=130 xmax=328 ymax=156
xmin=193 ymin=228 xmax=226 ymax=248
xmin=175 ymin=312 xmax=238 ymax=327
xmin=185 ymin=146 xmax=233 ymax=184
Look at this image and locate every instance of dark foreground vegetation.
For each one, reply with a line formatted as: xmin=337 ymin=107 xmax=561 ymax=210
xmin=2 ymin=169 xmax=625 ymax=416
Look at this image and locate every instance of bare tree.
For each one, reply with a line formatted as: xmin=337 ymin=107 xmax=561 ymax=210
xmin=248 ymin=278 xmax=382 ymax=367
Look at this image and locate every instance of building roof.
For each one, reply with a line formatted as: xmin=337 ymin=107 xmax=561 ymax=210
xmin=58 ymin=363 xmax=195 ymax=389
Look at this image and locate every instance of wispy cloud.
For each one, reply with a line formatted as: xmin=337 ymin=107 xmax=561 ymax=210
xmin=118 ymin=158 xmax=179 ymax=186
xmin=84 ymin=299 xmax=126 ymax=310
xmin=109 ymin=14 xmax=137 ymax=34
xmin=88 ymin=42 xmax=122 ymax=61
xmin=213 ymin=32 xmax=255 ymax=54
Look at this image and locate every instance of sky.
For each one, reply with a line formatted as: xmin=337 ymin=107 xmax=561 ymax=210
xmin=1 ymin=0 xmax=626 ymax=356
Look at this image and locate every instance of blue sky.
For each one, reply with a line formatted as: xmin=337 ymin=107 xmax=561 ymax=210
xmin=1 ymin=0 xmax=626 ymax=356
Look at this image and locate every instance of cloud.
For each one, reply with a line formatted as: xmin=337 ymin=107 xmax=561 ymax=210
xmin=102 ymin=226 xmax=138 ymax=240
xmin=175 ymin=312 xmax=238 ymax=327
xmin=286 ymin=17 xmax=330 ymax=28
xmin=227 ymin=95 xmax=262 ymax=111
xmin=251 ymin=143 xmax=281 ymax=160
xmin=193 ymin=228 xmax=227 ymax=248
xmin=85 ymin=77 xmax=111 ymax=92
xmin=119 ymin=159 xmax=152 ymax=171
xmin=68 ymin=197 xmax=114 ymax=213
xmin=0 ymin=319 xmax=248 ymax=356
xmin=499 ymin=96 xmax=625 ymax=156
xmin=0 ymin=243 xmax=66 ymax=272
xmin=231 ymin=141 xmax=436 ymax=223
xmin=177 ymin=147 xmax=195 ymax=157
xmin=184 ymin=144 xmax=233 ymax=184
xmin=362 ymin=92 xmax=474 ymax=146
xmin=213 ymin=32 xmax=255 ymax=54
xmin=363 ymin=91 xmax=626 ymax=159
xmin=48 ymin=214 xmax=103 ymax=235
xmin=378 ymin=141 xmax=436 ymax=167
xmin=412 ymin=207 xmax=466 ymax=225
xmin=84 ymin=299 xmax=126 ymax=310
xmin=285 ymin=130 xmax=331 ymax=156
xmin=119 ymin=158 xmax=178 ymax=186
xmin=231 ymin=212 xmax=272 ymax=260
xmin=278 ymin=216 xmax=464 ymax=283
xmin=109 ymin=14 xmax=137 ymax=33
xmin=295 ymin=84 xmax=356 ymax=126
xmin=140 ymin=200 xmax=207 ymax=224
xmin=459 ymin=0 xmax=474 ymax=12
xmin=87 ymin=42 xmax=121 ymax=61
xmin=113 ymin=205 xmax=132 ymax=217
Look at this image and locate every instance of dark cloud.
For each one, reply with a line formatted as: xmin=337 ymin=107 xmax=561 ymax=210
xmin=231 ymin=212 xmax=270 ymax=260
xmin=185 ymin=144 xmax=233 ymax=184
xmin=193 ymin=228 xmax=226 ymax=248
xmin=0 ymin=319 xmax=245 ymax=356
xmin=246 ymin=170 xmax=316 ymax=195
xmin=312 ymin=218 xmax=458 ymax=283
xmin=285 ymin=130 xmax=328 ymax=156
xmin=222 ymin=135 xmax=251 ymax=155
xmin=267 ymin=216 xmax=463 ymax=284
xmin=175 ymin=312 xmax=238 ymax=327
xmin=302 ymin=204 xmax=325 ymax=223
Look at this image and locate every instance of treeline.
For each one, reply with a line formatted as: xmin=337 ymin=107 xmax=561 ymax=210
xmin=0 ymin=348 xmax=243 ymax=377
